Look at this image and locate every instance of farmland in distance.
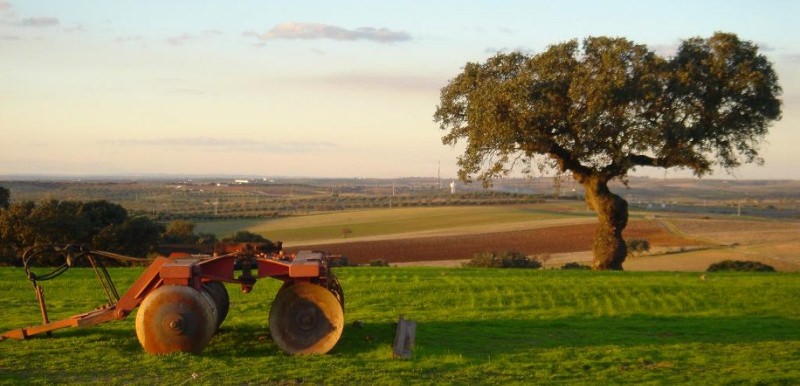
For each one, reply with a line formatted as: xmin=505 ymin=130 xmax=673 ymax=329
xmin=3 ymin=176 xmax=800 ymax=271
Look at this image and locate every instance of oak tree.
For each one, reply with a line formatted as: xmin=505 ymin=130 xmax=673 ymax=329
xmin=435 ymin=33 xmax=781 ymax=270
xmin=0 ymin=186 xmax=9 ymax=210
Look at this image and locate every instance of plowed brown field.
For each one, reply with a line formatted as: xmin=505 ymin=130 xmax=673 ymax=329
xmin=286 ymin=220 xmax=698 ymax=264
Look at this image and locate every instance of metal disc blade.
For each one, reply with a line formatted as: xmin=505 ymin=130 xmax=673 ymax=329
xmin=135 ymin=285 xmax=216 ymax=354
xmin=269 ymin=283 xmax=344 ymax=355
xmin=202 ymin=281 xmax=230 ymax=330
xmin=329 ymin=274 xmax=345 ymax=312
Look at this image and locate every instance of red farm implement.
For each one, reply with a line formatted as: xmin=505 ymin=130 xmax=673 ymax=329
xmin=0 ymin=243 xmax=345 ymax=355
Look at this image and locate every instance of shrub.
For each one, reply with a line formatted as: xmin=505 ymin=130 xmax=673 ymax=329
xmin=707 ymin=260 xmax=776 ymax=272
xmin=330 ymin=256 xmax=350 ymax=267
xmin=369 ymin=258 xmax=390 ymax=267
xmin=222 ymin=231 xmax=269 ymax=243
xmin=627 ymin=239 xmax=650 ymax=256
xmin=463 ymin=251 xmax=542 ymax=269
xmin=561 ymin=262 xmax=591 ymax=270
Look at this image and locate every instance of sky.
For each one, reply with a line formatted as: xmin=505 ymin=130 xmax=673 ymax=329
xmin=1 ymin=0 xmax=799 ymax=180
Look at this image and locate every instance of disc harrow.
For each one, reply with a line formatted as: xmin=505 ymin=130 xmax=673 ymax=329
xmin=0 ymin=243 xmax=345 ymax=355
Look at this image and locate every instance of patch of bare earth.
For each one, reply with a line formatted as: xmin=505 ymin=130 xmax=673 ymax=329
xmin=287 ymin=220 xmax=699 ymax=266
xmin=624 ymin=218 xmax=800 ymax=272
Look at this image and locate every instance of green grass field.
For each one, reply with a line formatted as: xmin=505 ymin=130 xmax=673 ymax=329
xmin=196 ymin=204 xmax=595 ymax=242
xmin=1 ymin=267 xmax=799 ymax=384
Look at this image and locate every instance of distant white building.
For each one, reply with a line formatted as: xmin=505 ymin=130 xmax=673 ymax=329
xmin=234 ymin=179 xmax=250 ymax=184
xmin=449 ymin=181 xmax=456 ymax=194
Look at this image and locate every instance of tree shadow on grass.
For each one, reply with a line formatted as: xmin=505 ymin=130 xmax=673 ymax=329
xmin=412 ymin=315 xmax=800 ymax=359
xmin=11 ymin=314 xmax=798 ymax=360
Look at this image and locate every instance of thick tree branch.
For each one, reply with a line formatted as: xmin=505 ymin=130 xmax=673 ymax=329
xmin=627 ymin=154 xmax=672 ymax=168
xmin=546 ymin=143 xmax=593 ymax=181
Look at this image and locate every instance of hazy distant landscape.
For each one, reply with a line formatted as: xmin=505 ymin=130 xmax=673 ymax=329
xmin=2 ymin=176 xmax=799 ymax=271
xmin=4 ymin=176 xmax=799 ymax=219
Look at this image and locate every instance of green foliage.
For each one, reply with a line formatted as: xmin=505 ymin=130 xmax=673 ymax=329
xmin=93 ymin=216 xmax=164 ymax=258
xmin=222 ymin=230 xmax=269 ymax=243
xmin=463 ymin=251 xmax=542 ymax=268
xmin=626 ymin=239 xmax=651 ymax=256
xmin=0 ymin=200 xmax=163 ymax=265
xmin=0 ymin=186 xmax=9 ymax=209
xmin=435 ymin=32 xmax=782 ymax=270
xmin=368 ymin=258 xmax=389 ymax=267
xmin=329 ymin=255 xmax=350 ymax=267
xmin=162 ymin=220 xmax=199 ymax=244
xmin=561 ymin=262 xmax=591 ymax=270
xmin=1 ymin=268 xmax=800 ymax=384
xmin=707 ymin=260 xmax=776 ymax=272
xmin=435 ymin=32 xmax=782 ymax=185
xmin=195 ymin=232 xmax=218 ymax=245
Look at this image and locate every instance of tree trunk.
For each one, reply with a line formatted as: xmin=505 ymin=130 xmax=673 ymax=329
xmin=582 ymin=176 xmax=628 ymax=270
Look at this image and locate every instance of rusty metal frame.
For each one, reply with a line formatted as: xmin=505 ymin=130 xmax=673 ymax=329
xmin=1 ymin=244 xmax=336 ymax=341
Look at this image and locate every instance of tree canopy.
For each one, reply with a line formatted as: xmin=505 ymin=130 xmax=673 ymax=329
xmin=0 ymin=200 xmax=163 ymax=265
xmin=0 ymin=186 xmax=8 ymax=210
xmin=435 ymin=32 xmax=781 ymax=270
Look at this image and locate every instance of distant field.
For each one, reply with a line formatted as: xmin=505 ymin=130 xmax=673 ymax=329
xmin=288 ymin=220 xmax=696 ymax=265
xmin=195 ymin=203 xmax=800 ymax=272
xmin=194 ymin=219 xmax=266 ymax=237
xmin=198 ymin=203 xmax=595 ymax=243
xmin=1 ymin=267 xmax=799 ymax=384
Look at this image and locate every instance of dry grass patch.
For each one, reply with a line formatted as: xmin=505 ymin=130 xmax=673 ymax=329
xmin=667 ymin=218 xmax=800 ymax=245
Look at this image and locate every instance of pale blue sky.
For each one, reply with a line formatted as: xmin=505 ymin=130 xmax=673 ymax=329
xmin=1 ymin=1 xmax=798 ymax=179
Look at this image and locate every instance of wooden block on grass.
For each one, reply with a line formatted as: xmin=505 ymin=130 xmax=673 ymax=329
xmin=393 ymin=315 xmax=416 ymax=359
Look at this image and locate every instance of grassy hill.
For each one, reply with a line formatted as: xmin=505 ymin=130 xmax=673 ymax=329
xmin=1 ymin=267 xmax=798 ymax=384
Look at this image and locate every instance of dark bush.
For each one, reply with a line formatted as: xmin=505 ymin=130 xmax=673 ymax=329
xmin=561 ymin=262 xmax=591 ymax=270
xmin=463 ymin=251 xmax=542 ymax=269
xmin=707 ymin=260 xmax=776 ymax=272
xmin=369 ymin=258 xmax=390 ymax=267
xmin=329 ymin=256 xmax=350 ymax=267
xmin=626 ymin=239 xmax=650 ymax=256
xmin=222 ymin=230 xmax=269 ymax=243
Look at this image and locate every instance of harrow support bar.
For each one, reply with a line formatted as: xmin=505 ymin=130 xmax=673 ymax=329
xmin=1 ymin=256 xmax=170 ymax=340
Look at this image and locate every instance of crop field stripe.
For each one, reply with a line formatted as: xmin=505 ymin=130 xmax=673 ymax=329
xmin=222 ymin=205 xmax=586 ymax=242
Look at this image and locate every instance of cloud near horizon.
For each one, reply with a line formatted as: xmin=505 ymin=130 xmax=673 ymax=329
xmin=103 ymin=137 xmax=338 ymax=153
xmin=314 ymin=73 xmax=445 ymax=94
xmin=244 ymin=22 xmax=411 ymax=44
xmin=21 ymin=17 xmax=59 ymax=27
xmin=167 ymin=30 xmax=222 ymax=46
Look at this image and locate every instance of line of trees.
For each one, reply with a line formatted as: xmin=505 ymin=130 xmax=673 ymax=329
xmin=0 ymin=186 xmax=276 ymax=266
xmin=0 ymin=197 xmax=164 ymax=266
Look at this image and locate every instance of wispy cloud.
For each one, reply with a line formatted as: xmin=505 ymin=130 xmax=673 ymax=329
xmin=21 ymin=17 xmax=59 ymax=27
xmin=483 ymin=46 xmax=534 ymax=55
xmin=314 ymin=73 xmax=444 ymax=94
xmin=64 ymin=23 xmax=85 ymax=33
xmin=498 ymin=26 xmax=515 ymax=35
xmin=0 ymin=1 xmax=11 ymax=11
xmin=784 ymin=53 xmax=800 ymax=63
xmin=756 ymin=42 xmax=776 ymax=52
xmin=115 ymin=35 xmax=145 ymax=44
xmin=167 ymin=30 xmax=222 ymax=46
xmin=104 ymin=137 xmax=338 ymax=153
xmin=244 ymin=22 xmax=411 ymax=44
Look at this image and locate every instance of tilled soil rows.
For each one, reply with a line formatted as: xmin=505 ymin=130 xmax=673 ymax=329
xmin=287 ymin=220 xmax=698 ymax=264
